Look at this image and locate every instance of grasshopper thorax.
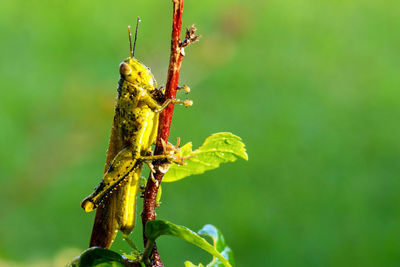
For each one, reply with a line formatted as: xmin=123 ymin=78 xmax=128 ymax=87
xmin=119 ymin=57 xmax=156 ymax=89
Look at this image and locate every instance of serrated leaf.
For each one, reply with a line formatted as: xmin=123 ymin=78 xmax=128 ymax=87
xmin=163 ymin=132 xmax=248 ymax=182
xmin=145 ymin=220 xmax=232 ymax=267
xmin=67 ymin=247 xmax=125 ymax=267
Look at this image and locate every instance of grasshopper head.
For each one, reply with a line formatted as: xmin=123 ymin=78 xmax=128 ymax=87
xmin=119 ymin=58 xmax=156 ymax=89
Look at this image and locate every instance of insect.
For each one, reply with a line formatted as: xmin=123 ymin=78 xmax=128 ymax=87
xmin=81 ymin=18 xmax=191 ymax=248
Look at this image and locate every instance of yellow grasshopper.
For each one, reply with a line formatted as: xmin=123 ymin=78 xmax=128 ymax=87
xmin=81 ymin=20 xmax=191 ymax=248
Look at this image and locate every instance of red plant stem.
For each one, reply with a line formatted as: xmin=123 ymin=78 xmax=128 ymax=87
xmin=141 ymin=0 xmax=184 ymax=266
xmin=156 ymin=0 xmax=184 ymax=152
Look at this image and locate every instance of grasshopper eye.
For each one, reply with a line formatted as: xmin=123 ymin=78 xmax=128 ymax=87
xmin=119 ymin=62 xmax=132 ymax=76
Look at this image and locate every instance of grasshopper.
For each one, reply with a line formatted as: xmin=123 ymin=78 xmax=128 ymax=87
xmin=81 ymin=20 xmax=191 ymax=248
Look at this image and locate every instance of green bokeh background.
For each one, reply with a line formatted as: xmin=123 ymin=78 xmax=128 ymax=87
xmin=1 ymin=0 xmax=400 ymax=266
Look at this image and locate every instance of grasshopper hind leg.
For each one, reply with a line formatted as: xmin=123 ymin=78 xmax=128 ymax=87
xmin=81 ymin=147 xmax=138 ymax=212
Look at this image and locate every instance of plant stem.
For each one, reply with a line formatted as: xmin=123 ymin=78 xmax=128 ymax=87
xmin=141 ymin=0 xmax=185 ymax=266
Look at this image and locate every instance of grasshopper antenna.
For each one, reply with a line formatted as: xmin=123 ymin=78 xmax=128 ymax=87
xmin=132 ymin=16 xmax=141 ymax=57
xmin=128 ymin=26 xmax=133 ymax=58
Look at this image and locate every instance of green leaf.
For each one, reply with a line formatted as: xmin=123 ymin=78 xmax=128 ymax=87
xmin=67 ymin=247 xmax=125 ymax=267
xmin=122 ymin=234 xmax=141 ymax=262
xmin=145 ymin=220 xmax=232 ymax=267
xmin=163 ymin=132 xmax=248 ymax=182
xmin=198 ymin=225 xmax=235 ymax=267
xmin=184 ymin=261 xmax=205 ymax=267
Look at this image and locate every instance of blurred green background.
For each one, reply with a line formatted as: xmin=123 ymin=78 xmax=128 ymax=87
xmin=1 ymin=0 xmax=400 ymax=266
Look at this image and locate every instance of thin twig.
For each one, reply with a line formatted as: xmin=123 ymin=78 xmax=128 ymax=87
xmin=140 ymin=0 xmax=198 ymax=266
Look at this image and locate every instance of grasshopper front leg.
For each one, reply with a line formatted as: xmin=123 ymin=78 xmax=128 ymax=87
xmin=139 ymin=85 xmax=193 ymax=113
xmin=154 ymin=98 xmax=193 ymax=113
